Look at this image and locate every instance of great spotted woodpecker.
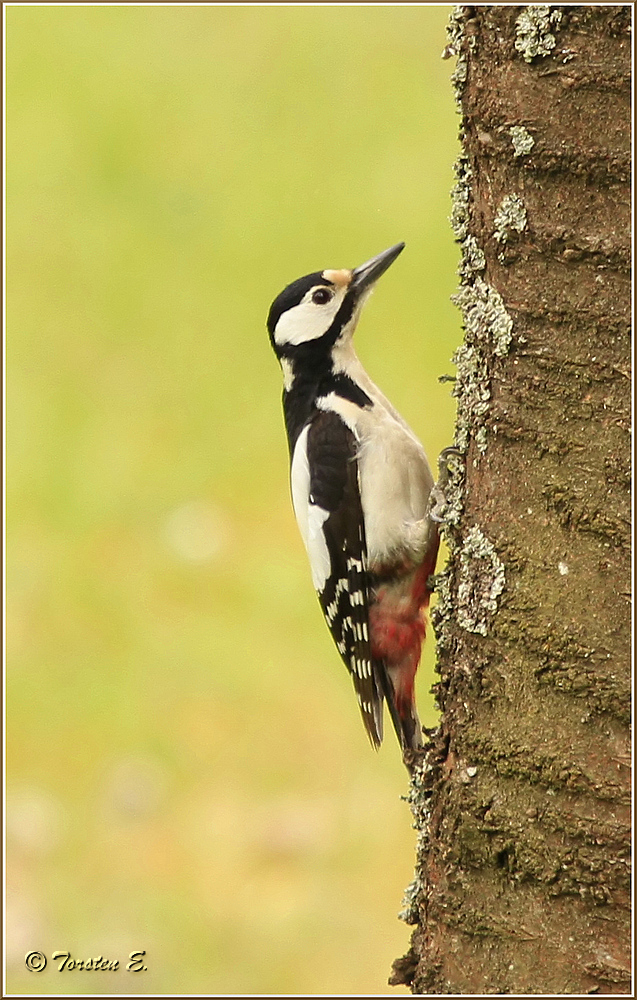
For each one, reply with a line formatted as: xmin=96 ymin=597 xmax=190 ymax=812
xmin=267 ymin=243 xmax=439 ymax=751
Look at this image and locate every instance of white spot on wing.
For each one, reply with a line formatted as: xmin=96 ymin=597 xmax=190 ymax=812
xmin=280 ymin=358 xmax=295 ymax=392
xmin=290 ymin=425 xmax=331 ymax=591
xmin=350 ymin=655 xmax=371 ymax=679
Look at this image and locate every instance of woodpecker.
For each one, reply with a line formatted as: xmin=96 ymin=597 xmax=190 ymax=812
xmin=267 ymin=243 xmax=439 ymax=751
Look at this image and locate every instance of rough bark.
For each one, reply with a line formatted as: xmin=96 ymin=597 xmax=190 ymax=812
xmin=392 ymin=6 xmax=631 ymax=995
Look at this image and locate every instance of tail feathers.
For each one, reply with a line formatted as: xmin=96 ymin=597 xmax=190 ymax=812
xmin=376 ymin=663 xmax=423 ymax=752
xmin=352 ymin=661 xmax=423 ymax=752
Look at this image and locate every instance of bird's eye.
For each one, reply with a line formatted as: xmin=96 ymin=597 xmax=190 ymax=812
xmin=311 ymin=287 xmax=333 ymax=305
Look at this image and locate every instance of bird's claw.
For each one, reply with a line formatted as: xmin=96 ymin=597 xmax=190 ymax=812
xmin=429 ymin=447 xmax=464 ymax=524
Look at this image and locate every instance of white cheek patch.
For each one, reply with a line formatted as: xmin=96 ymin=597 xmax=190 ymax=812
xmin=290 ymin=425 xmax=331 ymax=591
xmin=273 ymin=288 xmax=346 ymax=347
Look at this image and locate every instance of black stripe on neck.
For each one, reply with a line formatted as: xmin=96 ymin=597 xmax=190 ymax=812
xmin=282 ymin=371 xmax=372 ymax=455
xmin=323 ymin=373 xmax=372 ymax=409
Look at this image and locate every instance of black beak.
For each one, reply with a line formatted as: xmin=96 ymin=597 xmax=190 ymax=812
xmin=351 ymin=242 xmax=405 ymax=294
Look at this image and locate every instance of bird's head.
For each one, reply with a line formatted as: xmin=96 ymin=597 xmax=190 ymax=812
xmin=267 ymin=243 xmax=405 ymax=367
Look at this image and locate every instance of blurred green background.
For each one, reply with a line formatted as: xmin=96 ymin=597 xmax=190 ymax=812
xmin=6 ymin=5 xmax=459 ymax=995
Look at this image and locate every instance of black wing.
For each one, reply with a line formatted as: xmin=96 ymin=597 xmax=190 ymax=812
xmin=306 ymin=410 xmax=384 ymax=747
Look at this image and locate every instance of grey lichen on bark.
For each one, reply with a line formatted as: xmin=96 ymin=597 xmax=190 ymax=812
xmin=392 ymin=5 xmax=631 ymax=996
xmin=514 ymin=4 xmax=563 ymax=62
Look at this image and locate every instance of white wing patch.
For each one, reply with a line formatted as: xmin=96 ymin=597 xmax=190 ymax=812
xmin=290 ymin=425 xmax=331 ymax=591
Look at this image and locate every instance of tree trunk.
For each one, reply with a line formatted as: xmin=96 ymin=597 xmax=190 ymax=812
xmin=392 ymin=6 xmax=631 ymax=995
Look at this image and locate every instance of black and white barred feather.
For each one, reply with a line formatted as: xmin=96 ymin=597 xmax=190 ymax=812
xmin=303 ymin=411 xmax=384 ymax=746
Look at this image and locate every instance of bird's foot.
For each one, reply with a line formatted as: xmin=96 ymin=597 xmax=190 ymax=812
xmin=428 ymin=446 xmax=464 ymax=524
